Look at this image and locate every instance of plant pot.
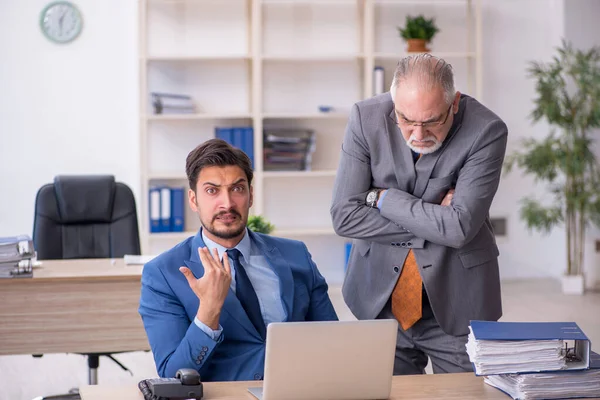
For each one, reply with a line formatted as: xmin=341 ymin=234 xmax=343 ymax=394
xmin=406 ymin=39 xmax=430 ymax=53
xmin=561 ymin=274 xmax=585 ymax=295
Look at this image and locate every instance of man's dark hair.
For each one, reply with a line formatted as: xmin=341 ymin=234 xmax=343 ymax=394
xmin=185 ymin=139 xmax=253 ymax=191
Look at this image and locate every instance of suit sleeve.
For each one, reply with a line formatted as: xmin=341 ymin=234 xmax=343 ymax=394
xmin=379 ymin=119 xmax=508 ymax=248
xmin=302 ymin=243 xmax=339 ymax=321
xmin=330 ymin=103 xmax=424 ymax=248
xmin=138 ymin=262 xmax=223 ymax=378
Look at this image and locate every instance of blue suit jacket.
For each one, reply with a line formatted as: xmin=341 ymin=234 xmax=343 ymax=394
xmin=138 ymin=230 xmax=338 ymax=381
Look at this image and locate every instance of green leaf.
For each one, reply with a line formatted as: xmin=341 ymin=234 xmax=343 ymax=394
xmin=247 ymin=215 xmax=275 ymax=234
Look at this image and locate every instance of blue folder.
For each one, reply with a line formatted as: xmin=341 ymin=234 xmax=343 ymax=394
xmin=170 ymin=187 xmax=185 ymax=233
xmin=470 ymin=321 xmax=591 ymax=374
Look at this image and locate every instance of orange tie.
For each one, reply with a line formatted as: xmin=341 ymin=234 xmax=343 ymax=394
xmin=391 ymin=152 xmax=423 ymax=330
xmin=391 ymin=250 xmax=422 ymax=330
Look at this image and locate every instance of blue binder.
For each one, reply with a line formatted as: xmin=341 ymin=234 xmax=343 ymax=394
xmin=243 ymin=127 xmax=254 ymax=168
xmin=215 ymin=127 xmax=233 ymax=144
xmin=149 ymin=187 xmax=161 ymax=233
xmin=160 ymin=187 xmax=171 ymax=232
xmin=170 ymin=187 xmax=185 ymax=232
xmin=470 ymin=321 xmax=591 ymax=374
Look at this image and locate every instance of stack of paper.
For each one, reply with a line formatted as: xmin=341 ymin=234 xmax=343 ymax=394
xmin=466 ymin=321 xmax=590 ymax=375
xmin=484 ymin=352 xmax=600 ymax=400
xmin=0 ymin=235 xmax=36 ymax=278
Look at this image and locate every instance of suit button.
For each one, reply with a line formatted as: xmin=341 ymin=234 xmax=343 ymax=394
xmin=202 ymin=346 xmax=208 ymax=351
xmin=393 ymin=266 xmax=400 ymax=273
xmin=407 ymin=241 xmax=412 ymax=247
xmin=391 ymin=242 xmax=396 ymax=246
xmin=400 ymin=242 xmax=407 ymax=247
xmin=195 ymin=360 xmax=201 ymax=364
xmin=200 ymin=351 xmax=206 ymax=356
xmin=254 ymin=373 xmax=262 ymax=380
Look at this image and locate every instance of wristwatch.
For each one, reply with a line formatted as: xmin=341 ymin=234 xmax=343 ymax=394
xmin=366 ymin=189 xmax=381 ymax=208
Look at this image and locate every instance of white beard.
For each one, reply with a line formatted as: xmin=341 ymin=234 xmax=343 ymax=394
xmin=406 ymin=134 xmax=443 ymax=154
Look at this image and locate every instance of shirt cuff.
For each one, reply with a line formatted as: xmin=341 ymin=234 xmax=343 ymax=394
xmin=194 ymin=317 xmax=223 ymax=341
xmin=377 ymin=190 xmax=388 ymax=209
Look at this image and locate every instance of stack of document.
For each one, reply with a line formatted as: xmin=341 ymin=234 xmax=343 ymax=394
xmin=484 ymin=352 xmax=600 ymax=400
xmin=466 ymin=321 xmax=590 ymax=375
xmin=467 ymin=321 xmax=599 ymax=400
xmin=0 ymin=235 xmax=36 ymax=278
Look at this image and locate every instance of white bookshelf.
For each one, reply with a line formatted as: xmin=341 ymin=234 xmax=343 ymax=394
xmin=139 ymin=0 xmax=482 ymax=284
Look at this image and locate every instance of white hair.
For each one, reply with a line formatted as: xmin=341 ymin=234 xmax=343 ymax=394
xmin=390 ymin=53 xmax=456 ymax=105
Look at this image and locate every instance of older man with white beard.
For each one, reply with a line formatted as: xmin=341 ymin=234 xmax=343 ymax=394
xmin=330 ymin=53 xmax=508 ymax=375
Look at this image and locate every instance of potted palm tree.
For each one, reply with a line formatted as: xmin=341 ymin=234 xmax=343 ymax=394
xmin=247 ymin=215 xmax=275 ymax=234
xmin=504 ymin=40 xmax=600 ymax=294
xmin=397 ymin=15 xmax=439 ymax=53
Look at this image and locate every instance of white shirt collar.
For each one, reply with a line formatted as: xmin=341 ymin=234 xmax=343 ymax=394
xmin=201 ymin=227 xmax=251 ymax=262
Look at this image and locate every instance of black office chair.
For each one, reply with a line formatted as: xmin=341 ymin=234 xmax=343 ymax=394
xmin=32 ymin=175 xmax=141 ymax=399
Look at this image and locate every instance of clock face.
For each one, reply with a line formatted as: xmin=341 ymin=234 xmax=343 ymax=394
xmin=40 ymin=1 xmax=83 ymax=44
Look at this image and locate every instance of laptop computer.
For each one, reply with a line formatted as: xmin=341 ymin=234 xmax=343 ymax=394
xmin=248 ymin=319 xmax=398 ymax=400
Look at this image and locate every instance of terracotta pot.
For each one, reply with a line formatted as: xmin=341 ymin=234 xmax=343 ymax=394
xmin=406 ymin=39 xmax=430 ymax=53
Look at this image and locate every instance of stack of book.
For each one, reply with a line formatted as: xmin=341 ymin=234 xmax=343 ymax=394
xmin=467 ymin=320 xmax=600 ymax=399
xmin=0 ymin=235 xmax=36 ymax=278
xmin=263 ymin=129 xmax=316 ymax=172
xmin=151 ymin=92 xmax=195 ymax=114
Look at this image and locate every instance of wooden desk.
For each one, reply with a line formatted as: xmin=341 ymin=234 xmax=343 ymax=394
xmin=0 ymin=259 xmax=149 ymax=355
xmin=78 ymin=373 xmax=527 ymax=399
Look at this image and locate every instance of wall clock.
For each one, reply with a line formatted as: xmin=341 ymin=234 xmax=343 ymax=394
xmin=40 ymin=1 xmax=83 ymax=44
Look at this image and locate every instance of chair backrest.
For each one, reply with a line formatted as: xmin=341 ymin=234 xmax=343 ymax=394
xmin=33 ymin=175 xmax=141 ymax=260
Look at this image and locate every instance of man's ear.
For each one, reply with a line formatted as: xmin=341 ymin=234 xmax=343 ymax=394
xmin=453 ymin=91 xmax=461 ymax=113
xmin=249 ymin=185 xmax=254 ymax=208
xmin=188 ymin=188 xmax=198 ymax=212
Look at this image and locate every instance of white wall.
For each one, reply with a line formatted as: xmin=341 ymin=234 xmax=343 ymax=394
xmin=482 ymin=0 xmax=568 ymax=281
xmin=563 ymin=0 xmax=600 ymax=288
xmin=0 ymin=0 xmax=139 ymax=238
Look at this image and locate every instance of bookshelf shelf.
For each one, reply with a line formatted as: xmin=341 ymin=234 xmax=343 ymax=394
xmin=146 ymin=55 xmax=252 ymax=62
xmin=263 ymin=170 xmax=337 ymax=178
xmin=147 ymin=114 xmax=252 ymax=121
xmin=139 ymin=0 xmax=482 ymax=274
xmin=262 ymin=113 xmax=349 ymax=120
xmin=374 ymin=52 xmax=476 ymax=60
xmin=261 ymin=54 xmax=364 ymax=62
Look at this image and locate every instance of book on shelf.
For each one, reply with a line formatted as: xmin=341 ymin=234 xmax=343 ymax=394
xmin=466 ymin=321 xmax=591 ymax=376
xmin=263 ymin=129 xmax=316 ymax=172
xmin=149 ymin=186 xmax=185 ymax=233
xmin=151 ymin=92 xmax=196 ymax=115
xmin=215 ymin=126 xmax=254 ymax=168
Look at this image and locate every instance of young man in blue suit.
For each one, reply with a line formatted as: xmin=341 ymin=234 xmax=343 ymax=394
xmin=139 ymin=139 xmax=338 ymax=382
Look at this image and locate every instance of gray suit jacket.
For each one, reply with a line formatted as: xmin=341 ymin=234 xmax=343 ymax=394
xmin=330 ymin=93 xmax=507 ymax=336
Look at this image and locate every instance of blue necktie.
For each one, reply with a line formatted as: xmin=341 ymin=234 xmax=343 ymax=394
xmin=227 ymin=249 xmax=266 ymax=339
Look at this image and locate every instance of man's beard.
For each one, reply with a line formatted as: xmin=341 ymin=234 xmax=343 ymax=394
xmin=406 ymin=134 xmax=443 ymax=154
xmin=201 ymin=210 xmax=246 ymax=240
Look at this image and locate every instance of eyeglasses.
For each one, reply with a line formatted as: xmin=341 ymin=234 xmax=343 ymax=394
xmin=394 ymin=103 xmax=453 ymax=129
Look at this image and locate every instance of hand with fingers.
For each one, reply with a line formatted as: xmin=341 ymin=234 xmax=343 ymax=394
xmin=441 ymin=188 xmax=455 ymax=207
xmin=179 ymin=247 xmax=232 ymax=330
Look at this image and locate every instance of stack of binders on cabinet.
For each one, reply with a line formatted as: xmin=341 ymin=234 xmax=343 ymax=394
xmin=149 ymin=186 xmax=185 ymax=233
xmin=0 ymin=235 xmax=36 ymax=278
xmin=466 ymin=320 xmax=600 ymax=399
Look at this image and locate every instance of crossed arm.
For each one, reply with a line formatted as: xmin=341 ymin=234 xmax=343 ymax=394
xmin=331 ymin=104 xmax=508 ymax=249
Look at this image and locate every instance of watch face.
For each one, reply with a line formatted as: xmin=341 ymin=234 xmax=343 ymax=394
xmin=366 ymin=191 xmax=377 ymax=205
xmin=40 ymin=1 xmax=83 ymax=44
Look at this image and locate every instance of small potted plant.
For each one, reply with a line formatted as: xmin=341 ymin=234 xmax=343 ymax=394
xmin=247 ymin=215 xmax=275 ymax=234
xmin=397 ymin=15 xmax=439 ymax=53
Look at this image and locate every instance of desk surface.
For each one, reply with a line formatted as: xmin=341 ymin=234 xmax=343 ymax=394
xmin=0 ymin=258 xmax=143 ymax=283
xmin=79 ymin=373 xmax=520 ymax=400
xmin=0 ymin=258 xmax=148 ymax=355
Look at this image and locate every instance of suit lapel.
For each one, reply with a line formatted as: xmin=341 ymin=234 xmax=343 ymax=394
xmin=385 ymin=108 xmax=416 ymax=193
xmin=249 ymin=231 xmax=294 ymax=322
xmin=184 ymin=231 xmax=261 ymax=340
